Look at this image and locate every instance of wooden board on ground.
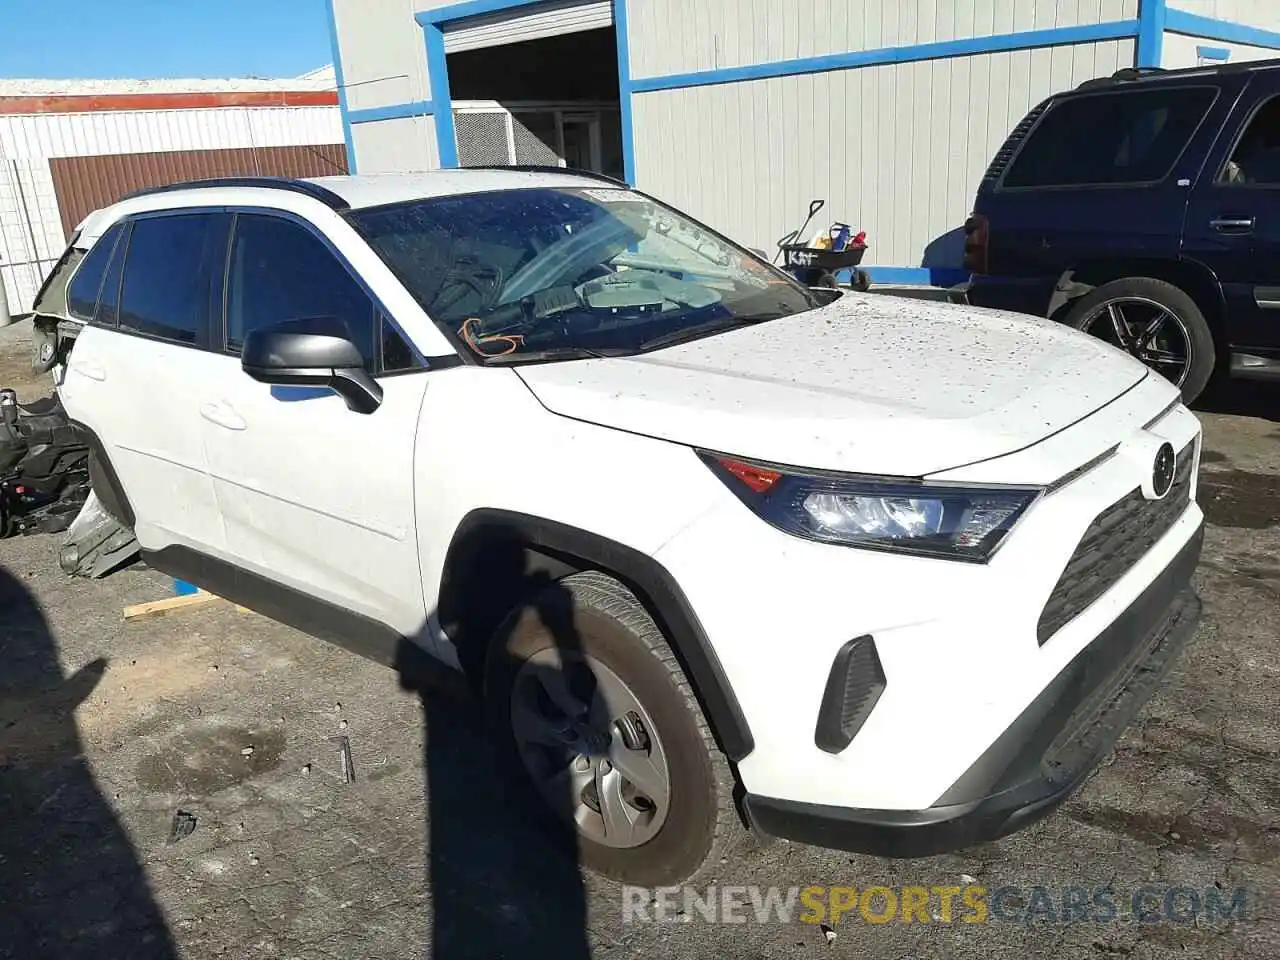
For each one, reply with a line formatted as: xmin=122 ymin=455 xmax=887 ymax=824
xmin=123 ymin=590 xmax=221 ymax=621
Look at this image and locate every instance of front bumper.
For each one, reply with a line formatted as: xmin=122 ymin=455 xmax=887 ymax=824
xmin=742 ymin=524 xmax=1203 ymax=857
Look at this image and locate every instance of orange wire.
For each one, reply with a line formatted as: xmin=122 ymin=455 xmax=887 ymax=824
xmin=460 ymin=317 xmax=525 ymax=357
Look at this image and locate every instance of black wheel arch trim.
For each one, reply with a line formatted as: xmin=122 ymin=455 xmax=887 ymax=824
xmin=68 ymin=419 xmax=135 ymax=528
xmin=443 ymin=508 xmax=755 ymax=762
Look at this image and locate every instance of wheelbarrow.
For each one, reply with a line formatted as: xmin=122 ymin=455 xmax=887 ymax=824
xmin=775 ymin=199 xmax=870 ymax=292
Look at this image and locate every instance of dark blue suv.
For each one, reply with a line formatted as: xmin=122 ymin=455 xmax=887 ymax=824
xmin=956 ymin=60 xmax=1280 ymax=404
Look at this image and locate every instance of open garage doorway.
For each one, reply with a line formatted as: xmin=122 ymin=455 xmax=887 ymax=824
xmin=443 ymin=17 xmax=624 ymax=180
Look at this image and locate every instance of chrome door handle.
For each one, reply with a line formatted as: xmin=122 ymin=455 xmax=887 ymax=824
xmin=200 ymin=401 xmax=247 ymax=431
xmin=1210 ymin=216 xmax=1256 ymax=233
xmin=71 ymin=360 xmax=106 ymax=381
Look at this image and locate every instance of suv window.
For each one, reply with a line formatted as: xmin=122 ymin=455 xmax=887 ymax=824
xmin=1221 ymin=95 xmax=1280 ymax=184
xmin=94 ymin=223 xmax=129 ymax=327
xmin=65 ymin=223 xmax=125 ymax=322
xmin=1002 ymin=87 xmax=1216 ymax=188
xmin=226 ymin=214 xmax=376 ymax=362
xmin=119 ymin=213 xmax=226 ymax=346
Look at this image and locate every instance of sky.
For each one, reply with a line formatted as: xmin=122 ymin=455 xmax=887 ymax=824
xmin=0 ymin=0 xmax=334 ymax=80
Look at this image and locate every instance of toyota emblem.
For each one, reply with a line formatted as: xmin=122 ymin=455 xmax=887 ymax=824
xmin=1152 ymin=442 xmax=1176 ymax=499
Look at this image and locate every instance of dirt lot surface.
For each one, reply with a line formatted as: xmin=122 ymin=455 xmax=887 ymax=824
xmin=0 ymin=320 xmax=1277 ymax=958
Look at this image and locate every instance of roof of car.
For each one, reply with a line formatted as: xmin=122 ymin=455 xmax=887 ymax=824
xmin=71 ymin=167 xmax=634 ymax=247
xmin=1071 ymin=58 xmax=1280 ymax=93
xmin=305 ymin=168 xmax=629 ymax=210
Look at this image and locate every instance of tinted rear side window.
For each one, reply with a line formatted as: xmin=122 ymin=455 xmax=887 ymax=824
xmin=65 ymin=223 xmax=125 ymax=321
xmin=1002 ymin=87 xmax=1216 ymax=188
xmin=119 ymin=214 xmax=226 ymax=346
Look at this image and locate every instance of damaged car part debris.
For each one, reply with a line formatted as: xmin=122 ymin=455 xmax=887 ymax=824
xmin=167 ymin=809 xmax=197 ymax=844
xmin=333 ymin=735 xmax=355 ymax=784
xmin=0 ymin=388 xmax=92 ymax=538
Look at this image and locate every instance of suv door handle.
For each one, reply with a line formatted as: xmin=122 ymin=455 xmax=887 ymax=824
xmin=1210 ymin=216 xmax=1256 ymax=233
xmin=71 ymin=359 xmax=106 ymax=381
xmin=200 ymin=401 xmax=247 ymax=431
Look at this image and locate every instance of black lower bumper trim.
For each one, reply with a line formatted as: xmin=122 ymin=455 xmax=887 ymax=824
xmin=744 ymin=524 xmax=1204 ymax=858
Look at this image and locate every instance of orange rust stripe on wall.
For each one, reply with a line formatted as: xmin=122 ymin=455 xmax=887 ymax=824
xmin=0 ymin=90 xmax=339 ymax=115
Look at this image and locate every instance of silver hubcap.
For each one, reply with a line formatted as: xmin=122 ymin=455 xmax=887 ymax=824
xmin=1081 ymin=296 xmax=1192 ymax=387
xmin=510 ymin=649 xmax=671 ymax=849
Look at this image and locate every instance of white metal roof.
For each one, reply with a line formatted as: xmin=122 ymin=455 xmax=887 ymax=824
xmin=305 ymin=169 xmax=625 ymax=209
xmin=0 ymin=73 xmax=337 ymax=97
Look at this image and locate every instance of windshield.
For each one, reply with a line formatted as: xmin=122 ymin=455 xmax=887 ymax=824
xmin=346 ymin=186 xmax=823 ymax=363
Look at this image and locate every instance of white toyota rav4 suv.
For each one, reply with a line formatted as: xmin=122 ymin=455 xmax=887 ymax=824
xmin=34 ymin=169 xmax=1204 ymax=885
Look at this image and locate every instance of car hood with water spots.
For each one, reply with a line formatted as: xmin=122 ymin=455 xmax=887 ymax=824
xmin=514 ymin=293 xmax=1151 ymax=477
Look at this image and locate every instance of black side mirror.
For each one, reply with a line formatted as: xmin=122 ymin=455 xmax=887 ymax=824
xmin=241 ymin=316 xmax=383 ymax=414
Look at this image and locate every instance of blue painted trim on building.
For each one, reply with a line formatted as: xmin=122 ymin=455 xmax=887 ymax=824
xmin=628 ymin=20 xmax=1141 ymax=93
xmin=1165 ymin=9 xmax=1280 ymax=49
xmin=348 ymin=101 xmax=436 ymax=124
xmin=613 ymin=0 xmax=636 ymax=185
xmin=849 ymin=266 xmax=970 ymax=288
xmin=1136 ymin=0 xmax=1167 ymax=68
xmin=415 ymin=0 xmax=548 ymax=26
xmin=1197 ymin=45 xmax=1232 ymax=61
xmin=322 ymin=0 xmax=357 ymax=173
xmin=422 ymin=24 xmax=459 ymax=167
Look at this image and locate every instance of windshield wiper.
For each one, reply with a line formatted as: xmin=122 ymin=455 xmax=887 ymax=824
xmin=480 ymin=345 xmax=635 ymax=365
xmin=636 ymin=313 xmax=783 ymax=353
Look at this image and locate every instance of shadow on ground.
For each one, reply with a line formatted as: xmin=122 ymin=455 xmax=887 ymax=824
xmin=1195 ymin=377 xmax=1280 ymax=423
xmin=396 ymin=536 xmax=591 ymax=959
xmin=0 ymin=566 xmax=177 ymax=958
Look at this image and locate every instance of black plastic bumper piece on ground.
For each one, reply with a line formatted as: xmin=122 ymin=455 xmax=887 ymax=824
xmin=743 ymin=524 xmax=1204 ymax=858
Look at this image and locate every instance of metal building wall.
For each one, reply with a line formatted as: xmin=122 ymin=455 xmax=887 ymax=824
xmin=351 ymin=115 xmax=440 ymax=173
xmin=1168 ymin=1 xmax=1280 ymax=32
xmin=331 ymin=0 xmax=434 ymax=111
xmin=629 ymin=0 xmax=1139 ymax=78
xmin=631 ymin=39 xmax=1134 ymax=271
xmin=1160 ymin=30 xmax=1278 ymax=66
xmin=0 ymin=104 xmax=342 ymax=309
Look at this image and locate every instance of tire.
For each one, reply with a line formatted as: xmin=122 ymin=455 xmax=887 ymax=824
xmin=1061 ymin=277 xmax=1216 ymax=404
xmin=484 ymin=570 xmax=741 ymax=886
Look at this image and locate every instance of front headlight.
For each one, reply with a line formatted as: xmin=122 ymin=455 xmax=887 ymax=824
xmin=701 ymin=452 xmax=1042 ymax=562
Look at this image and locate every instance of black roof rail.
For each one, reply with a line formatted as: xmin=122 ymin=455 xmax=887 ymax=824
xmin=459 ymin=164 xmax=631 ymax=187
xmin=120 ymin=176 xmax=350 ymax=210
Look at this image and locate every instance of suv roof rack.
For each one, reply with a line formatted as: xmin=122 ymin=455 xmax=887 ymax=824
xmin=1075 ymin=58 xmax=1280 ymax=92
xmin=120 ymin=176 xmax=350 ymax=211
xmin=459 ymin=164 xmax=631 ymax=187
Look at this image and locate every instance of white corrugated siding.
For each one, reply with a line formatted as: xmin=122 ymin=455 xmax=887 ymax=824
xmin=1168 ymin=0 xmax=1280 ymax=31
xmin=631 ymin=40 xmax=1135 ymax=269
xmin=0 ymin=159 xmax=62 ymax=312
xmin=444 ymin=0 xmax=611 ymax=53
xmin=0 ymin=106 xmax=341 ymax=161
xmin=334 ymin=0 xmax=432 ymax=110
xmin=350 ymin=115 xmax=440 ymax=173
xmin=1161 ymin=30 xmax=1279 ymax=67
xmin=627 ymin=0 xmax=1139 ymax=79
xmin=0 ymin=105 xmax=342 ymax=310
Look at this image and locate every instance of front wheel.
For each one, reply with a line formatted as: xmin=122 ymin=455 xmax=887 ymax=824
xmin=1061 ymin=277 xmax=1216 ymax=404
xmin=485 ymin=571 xmax=740 ymax=886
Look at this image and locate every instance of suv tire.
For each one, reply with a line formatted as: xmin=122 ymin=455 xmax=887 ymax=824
xmin=1062 ymin=277 xmax=1216 ymax=404
xmin=484 ymin=570 xmax=740 ymax=886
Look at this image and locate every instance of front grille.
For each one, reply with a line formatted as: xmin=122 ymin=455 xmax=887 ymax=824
xmin=1037 ymin=443 xmax=1195 ymax=645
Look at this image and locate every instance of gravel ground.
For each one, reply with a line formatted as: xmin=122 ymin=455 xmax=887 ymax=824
xmin=0 ymin=322 xmax=1277 ymax=959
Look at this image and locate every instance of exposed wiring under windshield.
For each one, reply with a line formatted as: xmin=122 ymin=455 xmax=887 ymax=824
xmin=459 ymin=316 xmax=525 ymax=357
